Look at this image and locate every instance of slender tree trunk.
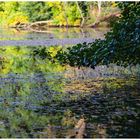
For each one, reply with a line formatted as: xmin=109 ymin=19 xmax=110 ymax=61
xmin=76 ymin=2 xmax=85 ymax=27
xmin=97 ymin=1 xmax=102 ymax=18
xmin=61 ymin=2 xmax=68 ymax=28
xmin=88 ymin=1 xmax=102 ymax=27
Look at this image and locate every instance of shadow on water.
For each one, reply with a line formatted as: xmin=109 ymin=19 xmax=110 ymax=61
xmin=55 ymin=83 xmax=140 ymax=138
xmin=0 ymin=44 xmax=140 ymax=137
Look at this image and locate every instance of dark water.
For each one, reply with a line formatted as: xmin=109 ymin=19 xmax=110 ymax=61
xmin=0 ymin=28 xmax=140 ymax=138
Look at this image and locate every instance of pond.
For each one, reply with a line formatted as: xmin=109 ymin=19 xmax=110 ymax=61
xmin=0 ymin=27 xmax=140 ymax=138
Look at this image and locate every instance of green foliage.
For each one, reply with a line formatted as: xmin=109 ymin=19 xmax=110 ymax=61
xmin=77 ymin=1 xmax=88 ymax=17
xmin=0 ymin=1 xmax=118 ymax=27
xmin=56 ymin=2 xmax=140 ymax=68
xmin=20 ymin=2 xmax=52 ymax=22
xmin=0 ymin=2 xmax=28 ymax=27
xmin=65 ymin=2 xmax=81 ymax=26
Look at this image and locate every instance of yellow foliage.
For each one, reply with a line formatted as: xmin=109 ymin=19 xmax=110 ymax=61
xmin=0 ymin=59 xmax=13 ymax=74
xmin=5 ymin=47 xmax=28 ymax=57
xmin=74 ymin=19 xmax=81 ymax=26
xmin=47 ymin=2 xmax=62 ymax=9
xmin=48 ymin=46 xmax=62 ymax=57
xmin=7 ymin=12 xmax=28 ymax=27
xmin=55 ymin=13 xmax=66 ymax=26
xmin=112 ymin=2 xmax=117 ymax=7
xmin=0 ymin=12 xmax=6 ymax=26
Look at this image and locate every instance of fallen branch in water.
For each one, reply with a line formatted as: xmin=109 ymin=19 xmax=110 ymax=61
xmin=9 ymin=20 xmax=80 ymax=33
xmin=88 ymin=12 xmax=121 ymax=28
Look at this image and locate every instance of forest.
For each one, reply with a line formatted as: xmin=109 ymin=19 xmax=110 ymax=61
xmin=0 ymin=1 xmax=140 ymax=138
xmin=0 ymin=1 xmax=119 ymax=28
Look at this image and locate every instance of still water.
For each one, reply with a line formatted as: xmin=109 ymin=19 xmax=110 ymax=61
xmin=0 ymin=28 xmax=140 ymax=138
xmin=0 ymin=27 xmax=108 ymax=40
xmin=0 ymin=28 xmax=109 ymax=46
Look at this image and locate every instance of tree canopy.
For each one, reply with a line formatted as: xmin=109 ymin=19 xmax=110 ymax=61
xmin=0 ymin=1 xmax=118 ymax=27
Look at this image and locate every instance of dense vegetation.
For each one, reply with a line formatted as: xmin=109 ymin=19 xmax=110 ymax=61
xmin=56 ymin=2 xmax=140 ymax=68
xmin=0 ymin=1 xmax=118 ymax=27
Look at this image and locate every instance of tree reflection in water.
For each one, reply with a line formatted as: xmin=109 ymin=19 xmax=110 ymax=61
xmin=0 ymin=46 xmax=140 ymax=138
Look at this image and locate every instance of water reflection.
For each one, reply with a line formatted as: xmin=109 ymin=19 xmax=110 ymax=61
xmin=0 ymin=45 xmax=140 ymax=138
xmin=0 ymin=45 xmax=66 ymax=138
xmin=0 ymin=27 xmax=109 ymax=40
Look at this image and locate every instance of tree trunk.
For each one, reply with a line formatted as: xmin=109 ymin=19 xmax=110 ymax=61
xmin=76 ymin=2 xmax=85 ymax=27
xmin=88 ymin=12 xmax=120 ymax=27
xmin=91 ymin=1 xmax=102 ymax=27
xmin=61 ymin=2 xmax=68 ymax=28
xmin=97 ymin=1 xmax=102 ymax=18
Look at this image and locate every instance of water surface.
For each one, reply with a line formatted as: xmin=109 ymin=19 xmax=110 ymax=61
xmin=0 ymin=27 xmax=109 ymax=46
xmin=0 ymin=28 xmax=140 ymax=138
